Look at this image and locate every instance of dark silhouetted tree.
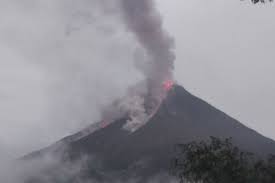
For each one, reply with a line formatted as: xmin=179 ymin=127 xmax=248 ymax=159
xmin=172 ymin=137 xmax=275 ymax=183
xmin=249 ymin=0 xmax=273 ymax=3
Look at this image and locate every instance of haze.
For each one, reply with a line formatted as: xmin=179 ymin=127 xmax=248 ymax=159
xmin=0 ymin=0 xmax=274 ymax=160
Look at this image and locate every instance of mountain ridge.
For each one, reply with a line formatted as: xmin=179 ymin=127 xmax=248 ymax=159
xmin=23 ymin=85 xmax=275 ymax=182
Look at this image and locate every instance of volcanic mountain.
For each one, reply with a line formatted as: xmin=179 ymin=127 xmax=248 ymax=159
xmin=23 ymin=85 xmax=275 ymax=182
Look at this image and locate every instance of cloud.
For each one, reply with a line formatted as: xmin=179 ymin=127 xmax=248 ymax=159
xmin=0 ymin=0 xmax=144 ymax=158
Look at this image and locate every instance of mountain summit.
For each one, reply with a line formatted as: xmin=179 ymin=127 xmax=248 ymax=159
xmin=23 ymin=85 xmax=275 ymax=182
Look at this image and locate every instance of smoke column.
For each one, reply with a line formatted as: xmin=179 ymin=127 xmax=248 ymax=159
xmin=121 ymin=0 xmax=175 ymax=95
xmin=110 ymin=0 xmax=176 ymax=131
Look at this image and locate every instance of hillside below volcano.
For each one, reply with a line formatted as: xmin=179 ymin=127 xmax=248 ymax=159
xmin=24 ymin=85 xmax=275 ymax=182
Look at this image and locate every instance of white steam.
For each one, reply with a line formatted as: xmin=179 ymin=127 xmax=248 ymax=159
xmin=0 ymin=0 xmax=176 ymax=182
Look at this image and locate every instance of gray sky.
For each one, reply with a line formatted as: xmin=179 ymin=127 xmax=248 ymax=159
xmin=0 ymin=0 xmax=275 ymax=158
xmin=156 ymin=0 xmax=275 ymax=140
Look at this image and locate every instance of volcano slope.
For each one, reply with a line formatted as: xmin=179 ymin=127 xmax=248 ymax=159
xmin=23 ymin=85 xmax=275 ymax=182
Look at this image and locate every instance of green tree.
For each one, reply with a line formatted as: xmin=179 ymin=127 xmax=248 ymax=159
xmin=172 ymin=137 xmax=275 ymax=183
xmin=250 ymin=0 xmax=273 ymax=3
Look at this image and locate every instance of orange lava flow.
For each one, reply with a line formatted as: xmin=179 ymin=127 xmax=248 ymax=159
xmin=162 ymin=80 xmax=174 ymax=91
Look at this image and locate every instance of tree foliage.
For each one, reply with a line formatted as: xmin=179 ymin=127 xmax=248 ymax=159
xmin=250 ymin=0 xmax=273 ymax=3
xmin=172 ymin=137 xmax=275 ymax=183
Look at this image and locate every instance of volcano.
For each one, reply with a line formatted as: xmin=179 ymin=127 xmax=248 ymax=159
xmin=23 ymin=85 xmax=275 ymax=182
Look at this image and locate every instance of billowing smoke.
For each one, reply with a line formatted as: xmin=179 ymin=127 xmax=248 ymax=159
xmin=121 ymin=0 xmax=175 ymax=94
xmin=0 ymin=0 xmax=177 ymax=182
xmin=112 ymin=0 xmax=176 ymax=130
xmin=92 ymin=0 xmax=176 ymax=131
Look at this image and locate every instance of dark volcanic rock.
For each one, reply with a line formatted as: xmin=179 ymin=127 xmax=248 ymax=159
xmin=24 ymin=85 xmax=275 ymax=182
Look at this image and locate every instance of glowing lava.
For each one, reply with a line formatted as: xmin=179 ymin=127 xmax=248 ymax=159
xmin=100 ymin=120 xmax=110 ymax=129
xmin=163 ymin=80 xmax=174 ymax=91
xmin=99 ymin=80 xmax=175 ymax=131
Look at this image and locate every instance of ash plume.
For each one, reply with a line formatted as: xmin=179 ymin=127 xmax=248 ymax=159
xmin=121 ymin=0 xmax=175 ymax=94
xmin=107 ymin=0 xmax=176 ymax=131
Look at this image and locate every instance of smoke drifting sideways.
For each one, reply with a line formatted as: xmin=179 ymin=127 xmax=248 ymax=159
xmin=0 ymin=0 xmax=175 ymax=182
xmin=0 ymin=0 xmax=175 ymax=155
xmin=49 ymin=0 xmax=178 ymax=133
xmin=0 ymin=0 xmax=143 ymax=159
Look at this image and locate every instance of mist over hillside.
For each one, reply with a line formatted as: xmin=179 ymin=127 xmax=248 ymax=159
xmin=16 ymin=85 xmax=275 ymax=183
xmin=0 ymin=0 xmax=275 ymax=182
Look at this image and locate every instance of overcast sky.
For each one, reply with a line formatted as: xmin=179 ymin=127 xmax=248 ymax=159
xmin=0 ymin=0 xmax=275 ymax=159
xmin=157 ymin=0 xmax=275 ymax=140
